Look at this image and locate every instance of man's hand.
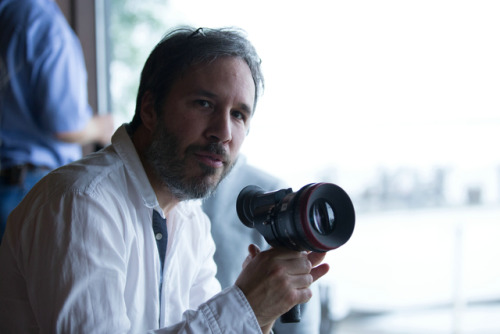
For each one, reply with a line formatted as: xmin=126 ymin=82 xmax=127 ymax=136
xmin=235 ymin=245 xmax=329 ymax=331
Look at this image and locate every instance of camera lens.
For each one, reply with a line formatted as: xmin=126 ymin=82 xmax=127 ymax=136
xmin=309 ymin=199 xmax=335 ymax=235
xmin=237 ymin=182 xmax=355 ymax=252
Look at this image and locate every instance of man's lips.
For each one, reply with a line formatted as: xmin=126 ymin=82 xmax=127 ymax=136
xmin=194 ymin=152 xmax=226 ymax=168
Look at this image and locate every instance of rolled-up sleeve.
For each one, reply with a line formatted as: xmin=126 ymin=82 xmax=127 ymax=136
xmin=151 ymin=286 xmax=261 ymax=334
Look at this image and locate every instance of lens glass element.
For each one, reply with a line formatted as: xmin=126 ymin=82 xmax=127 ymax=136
xmin=309 ymin=200 xmax=335 ymax=235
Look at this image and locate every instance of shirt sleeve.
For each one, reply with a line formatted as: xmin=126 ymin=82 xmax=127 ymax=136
xmin=29 ymin=11 xmax=92 ymax=134
xmin=14 ymin=191 xmax=132 ymax=333
xmin=150 ymin=286 xmax=262 ymax=334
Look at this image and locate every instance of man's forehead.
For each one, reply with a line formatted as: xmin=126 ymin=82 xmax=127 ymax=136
xmin=178 ymin=58 xmax=255 ymax=101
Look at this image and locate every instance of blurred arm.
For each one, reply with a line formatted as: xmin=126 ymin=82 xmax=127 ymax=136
xmin=55 ymin=114 xmax=114 ymax=145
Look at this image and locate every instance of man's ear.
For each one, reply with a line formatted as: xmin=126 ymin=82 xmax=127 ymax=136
xmin=140 ymin=91 xmax=157 ymax=132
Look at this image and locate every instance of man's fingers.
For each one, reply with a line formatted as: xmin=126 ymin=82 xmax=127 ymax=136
xmin=311 ymin=263 xmax=330 ymax=282
xmin=236 ymin=246 xmax=330 ymax=328
xmin=261 ymin=247 xmax=310 ymax=260
xmin=307 ymin=251 xmax=327 ymax=267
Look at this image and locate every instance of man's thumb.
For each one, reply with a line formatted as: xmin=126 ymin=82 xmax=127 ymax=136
xmin=242 ymin=244 xmax=261 ymax=268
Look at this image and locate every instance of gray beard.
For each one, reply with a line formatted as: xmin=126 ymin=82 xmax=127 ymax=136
xmin=144 ymin=124 xmax=234 ymax=201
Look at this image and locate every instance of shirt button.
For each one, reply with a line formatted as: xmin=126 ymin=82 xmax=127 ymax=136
xmin=155 ymin=233 xmax=163 ymax=240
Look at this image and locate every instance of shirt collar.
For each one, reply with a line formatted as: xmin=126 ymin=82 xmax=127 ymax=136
xmin=111 ymin=124 xmax=164 ymax=216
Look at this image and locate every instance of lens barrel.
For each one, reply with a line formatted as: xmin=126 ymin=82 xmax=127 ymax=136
xmin=236 ymin=182 xmax=355 ymax=252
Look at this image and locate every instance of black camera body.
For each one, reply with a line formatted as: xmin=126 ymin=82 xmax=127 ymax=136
xmin=236 ymin=182 xmax=356 ymax=322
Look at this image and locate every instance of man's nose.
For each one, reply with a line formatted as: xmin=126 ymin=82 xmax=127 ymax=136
xmin=205 ymin=109 xmax=232 ymax=143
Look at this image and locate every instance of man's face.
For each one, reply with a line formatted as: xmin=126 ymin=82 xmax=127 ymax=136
xmin=144 ymin=57 xmax=255 ymax=200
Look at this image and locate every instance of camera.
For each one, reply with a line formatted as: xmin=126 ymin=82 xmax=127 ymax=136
xmin=236 ymin=182 xmax=355 ymax=253
xmin=236 ymin=182 xmax=356 ymax=323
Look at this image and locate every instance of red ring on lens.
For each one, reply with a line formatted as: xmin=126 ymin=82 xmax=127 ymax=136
xmin=298 ymin=183 xmax=332 ymax=251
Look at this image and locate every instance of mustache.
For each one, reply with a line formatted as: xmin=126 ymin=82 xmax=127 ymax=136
xmin=188 ymin=142 xmax=229 ymax=162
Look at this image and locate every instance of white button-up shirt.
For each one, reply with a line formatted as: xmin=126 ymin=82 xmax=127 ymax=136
xmin=0 ymin=125 xmax=261 ymax=333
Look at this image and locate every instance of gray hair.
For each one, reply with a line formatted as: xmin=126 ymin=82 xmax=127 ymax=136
xmin=129 ymin=26 xmax=264 ymax=132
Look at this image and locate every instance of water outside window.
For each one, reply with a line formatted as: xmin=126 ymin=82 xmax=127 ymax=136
xmin=105 ymin=1 xmax=500 ymax=332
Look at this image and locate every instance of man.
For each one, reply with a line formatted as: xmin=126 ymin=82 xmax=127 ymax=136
xmin=0 ymin=27 xmax=329 ymax=333
xmin=0 ymin=0 xmax=114 ymax=243
xmin=203 ymin=156 xmax=323 ymax=333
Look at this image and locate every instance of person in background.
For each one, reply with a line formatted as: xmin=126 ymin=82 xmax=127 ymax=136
xmin=0 ymin=0 xmax=114 ymax=242
xmin=203 ymin=156 xmax=323 ymax=333
xmin=0 ymin=26 xmax=329 ymax=333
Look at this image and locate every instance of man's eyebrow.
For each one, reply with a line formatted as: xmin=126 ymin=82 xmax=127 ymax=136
xmin=238 ymin=103 xmax=253 ymax=117
xmin=194 ymin=89 xmax=217 ymax=99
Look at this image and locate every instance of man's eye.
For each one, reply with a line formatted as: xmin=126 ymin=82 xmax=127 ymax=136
xmin=232 ymin=110 xmax=247 ymax=121
xmin=196 ymin=100 xmax=212 ymax=108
